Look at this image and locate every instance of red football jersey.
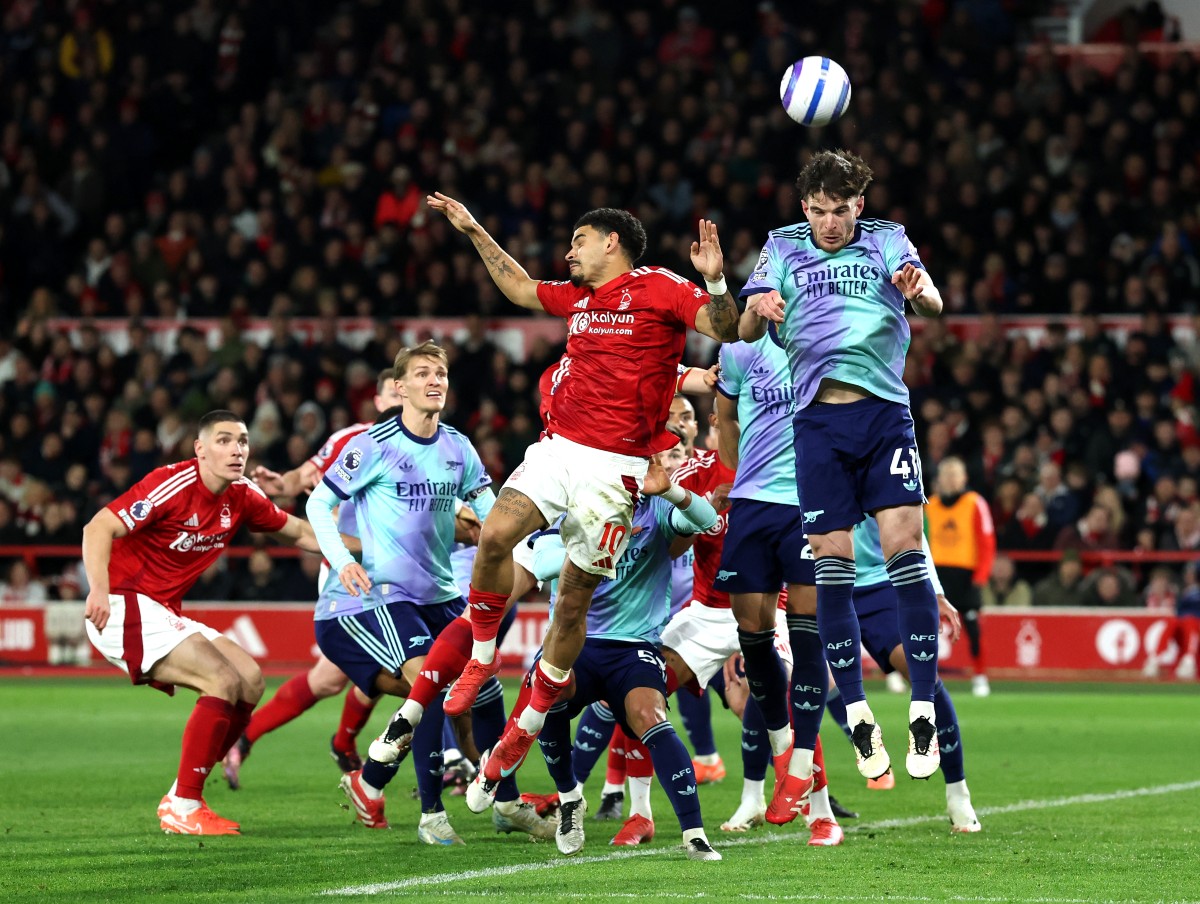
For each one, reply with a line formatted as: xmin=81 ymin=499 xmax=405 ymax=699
xmin=107 ymin=460 xmax=290 ymax=613
xmin=308 ymin=422 xmax=370 ymax=473
xmin=536 ymin=267 xmax=708 ymax=456
xmin=674 ymin=450 xmax=736 ymax=609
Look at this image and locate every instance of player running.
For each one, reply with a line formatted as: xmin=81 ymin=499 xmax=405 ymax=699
xmin=83 ymin=410 xmax=321 ymax=835
xmin=372 ymin=195 xmax=741 ymax=781
xmin=739 ymin=149 xmax=945 ymax=780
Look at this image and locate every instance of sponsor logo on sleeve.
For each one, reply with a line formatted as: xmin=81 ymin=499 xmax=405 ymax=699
xmin=333 ymin=465 xmax=352 ymax=482
xmin=129 ymin=500 xmax=153 ymax=521
xmin=117 ymin=509 xmax=135 ymax=529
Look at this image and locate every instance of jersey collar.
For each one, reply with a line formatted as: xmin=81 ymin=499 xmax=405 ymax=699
xmin=398 ymin=415 xmax=440 ymax=445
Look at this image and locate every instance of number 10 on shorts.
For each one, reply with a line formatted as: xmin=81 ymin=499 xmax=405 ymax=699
xmin=597 ymin=522 xmax=628 ymax=554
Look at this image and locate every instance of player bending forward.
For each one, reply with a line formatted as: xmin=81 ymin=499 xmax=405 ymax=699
xmin=83 ymin=410 xmax=320 ymax=835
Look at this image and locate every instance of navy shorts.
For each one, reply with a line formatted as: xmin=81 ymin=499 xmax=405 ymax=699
xmin=715 ymin=498 xmax=815 ymax=593
xmin=792 ymin=397 xmax=926 ymax=535
xmin=315 ymin=597 xmax=466 ymax=696
xmin=853 ymin=582 xmax=900 ymax=674
xmin=547 ymin=639 xmax=668 ymax=735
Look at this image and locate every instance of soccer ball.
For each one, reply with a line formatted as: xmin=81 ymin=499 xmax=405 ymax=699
xmin=779 ymin=56 xmax=851 ymax=127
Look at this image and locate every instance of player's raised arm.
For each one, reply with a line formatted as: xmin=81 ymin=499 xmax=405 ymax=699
xmin=690 ymin=219 xmax=740 ymax=342
xmin=427 ymin=192 xmax=543 ymax=311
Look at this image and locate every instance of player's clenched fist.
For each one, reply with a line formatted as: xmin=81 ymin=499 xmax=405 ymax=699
xmin=748 ymin=289 xmax=785 ymax=323
xmin=85 ymin=589 xmax=111 ymax=631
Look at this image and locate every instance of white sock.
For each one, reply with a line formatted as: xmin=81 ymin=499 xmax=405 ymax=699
xmin=419 ymin=810 xmax=445 ymax=825
xmin=559 ymin=785 xmax=583 ymax=804
xmin=169 ymin=794 xmax=201 ymax=815
xmin=741 ymin=778 xmax=765 ymax=805
xmin=516 ymin=706 xmax=548 ymax=734
xmin=694 ymin=752 xmax=720 ymax=766
xmin=628 ymin=775 xmax=653 ymax=819
xmin=909 ymin=700 xmax=935 ymax=723
xmin=787 ymin=746 xmax=814 ymax=778
xmin=494 ymin=798 xmax=519 ymax=816
xmin=444 ymin=746 xmax=462 ymax=762
xmin=601 ymin=781 xmax=624 ymax=797
xmin=359 ymin=775 xmax=384 ymax=800
xmin=805 ymin=786 xmax=834 ymax=825
xmin=682 ymin=827 xmax=709 ymax=844
xmin=946 ymin=779 xmax=970 ymax=803
xmin=167 ymin=780 xmax=178 ymax=797
xmin=767 ymin=726 xmax=793 ymax=757
xmin=846 ymin=701 xmax=874 ymax=727
xmin=472 ymin=640 xmax=496 ymax=664
xmin=399 ymin=699 xmax=424 ymax=725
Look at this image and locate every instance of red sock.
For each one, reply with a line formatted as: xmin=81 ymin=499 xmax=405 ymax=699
xmin=219 ymin=700 xmax=255 ymax=759
xmin=409 ymin=617 xmax=473 ymax=708
xmin=606 ymin=726 xmax=628 ymax=785
xmin=624 ymin=735 xmax=653 ymax=779
xmin=812 ymin=735 xmax=827 ymax=792
xmin=333 ymin=688 xmax=377 ymax=754
xmin=467 ymin=585 xmax=510 ymax=643
xmin=176 ymin=696 xmax=235 ymax=800
xmin=528 ymin=661 xmax=570 ymax=715
xmin=665 ymin=665 xmax=680 ymax=696
xmin=245 ymin=674 xmax=318 ymax=745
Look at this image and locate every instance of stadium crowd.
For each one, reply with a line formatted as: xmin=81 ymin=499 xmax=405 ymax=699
xmin=0 ymin=0 xmax=1198 ymax=605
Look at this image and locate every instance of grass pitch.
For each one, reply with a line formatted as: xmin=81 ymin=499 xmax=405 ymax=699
xmin=2 ymin=677 xmax=1198 ymax=903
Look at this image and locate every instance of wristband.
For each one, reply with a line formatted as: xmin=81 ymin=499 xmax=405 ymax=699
xmin=661 ymin=483 xmax=688 ymax=506
xmin=704 ymin=275 xmax=727 ymax=296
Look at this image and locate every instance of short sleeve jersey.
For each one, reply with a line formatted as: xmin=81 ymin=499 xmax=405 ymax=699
xmin=536 ymin=267 xmax=708 ymax=456
xmin=320 ymin=416 xmax=491 ymax=605
xmin=739 ymin=220 xmax=924 ymax=409
xmin=717 ymin=324 xmax=799 ymax=505
xmin=308 ymin=422 xmax=371 ymax=472
xmin=107 ymin=460 xmax=289 ymax=614
xmin=674 ymin=450 xmax=736 ymax=609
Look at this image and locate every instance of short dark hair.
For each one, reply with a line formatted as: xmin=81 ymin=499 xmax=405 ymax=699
xmin=574 ymin=208 xmax=647 ymax=264
xmin=796 ymin=150 xmax=873 ymax=202
xmin=197 ymin=409 xmax=245 ymax=437
xmin=376 ymin=367 xmax=395 ymax=394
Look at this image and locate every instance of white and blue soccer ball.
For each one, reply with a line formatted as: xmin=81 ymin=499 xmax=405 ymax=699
xmin=779 ymin=56 xmax=851 ymax=128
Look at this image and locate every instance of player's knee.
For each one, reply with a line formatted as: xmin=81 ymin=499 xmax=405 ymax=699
xmin=307 ymin=668 xmax=347 ymax=699
xmin=241 ymin=663 xmax=266 ymax=704
xmin=477 ymin=520 xmax=521 ymax=563
xmin=205 ymin=663 xmax=243 ymax=703
xmin=626 ymin=699 xmax=668 ymax=738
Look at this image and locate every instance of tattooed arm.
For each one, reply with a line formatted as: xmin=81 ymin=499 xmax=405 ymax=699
xmin=427 ymin=192 xmax=544 ymax=311
xmin=690 ymin=218 xmax=742 ymax=342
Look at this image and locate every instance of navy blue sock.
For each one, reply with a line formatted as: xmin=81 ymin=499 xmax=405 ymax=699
xmin=675 ymin=686 xmax=716 ymax=757
xmin=361 ymin=755 xmax=401 ymax=793
xmin=786 ymin=613 xmax=826 ymax=749
xmin=411 ymin=689 xmax=447 ymax=812
xmin=737 ymin=627 xmax=791 ymax=732
xmin=741 ymin=694 xmax=771 ymax=782
xmin=572 ymin=701 xmax=616 ymax=784
xmin=641 ymin=720 xmax=703 ymax=831
xmin=824 ymin=684 xmax=852 ymax=743
xmin=536 ymin=702 xmax=577 ymax=794
xmin=471 ymin=677 xmax=518 ymax=803
xmin=815 ymin=556 xmax=864 ymax=704
xmin=933 ymin=680 xmax=965 ymax=784
xmin=886 ymin=549 xmax=940 ymax=702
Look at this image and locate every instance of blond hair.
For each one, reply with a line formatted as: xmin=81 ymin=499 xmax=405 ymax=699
xmin=393 ymin=341 xmax=448 ymax=379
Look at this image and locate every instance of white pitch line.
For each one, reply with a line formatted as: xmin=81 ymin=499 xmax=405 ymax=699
xmin=320 ymin=780 xmax=1200 ymax=898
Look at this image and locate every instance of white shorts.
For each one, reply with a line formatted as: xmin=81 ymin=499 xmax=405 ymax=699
xmin=660 ymin=603 xmax=792 ymax=690
xmin=505 ymin=434 xmax=649 ymax=578
xmin=85 ymin=593 xmax=222 ymax=687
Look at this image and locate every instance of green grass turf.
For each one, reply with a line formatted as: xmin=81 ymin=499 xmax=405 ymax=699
xmin=2 ymin=677 xmax=1198 ymax=904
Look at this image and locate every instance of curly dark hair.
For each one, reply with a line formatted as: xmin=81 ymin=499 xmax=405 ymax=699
xmin=574 ymin=208 xmax=648 ymax=264
xmin=795 ymin=149 xmax=874 ymax=201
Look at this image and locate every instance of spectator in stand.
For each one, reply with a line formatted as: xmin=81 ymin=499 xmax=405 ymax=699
xmin=981 ymin=555 xmax=1033 ymax=609
xmin=1080 ymin=567 xmax=1140 ymax=609
xmin=0 ymin=559 xmax=49 ymax=604
xmin=1055 ymin=505 xmax=1121 ymax=553
xmin=1032 ymin=550 xmax=1088 ymax=608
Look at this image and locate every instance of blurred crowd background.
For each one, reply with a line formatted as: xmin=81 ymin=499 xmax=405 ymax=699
xmin=0 ymin=0 xmax=1198 ymax=607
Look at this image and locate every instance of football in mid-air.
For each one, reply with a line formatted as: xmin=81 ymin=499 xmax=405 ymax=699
xmin=779 ymin=56 xmax=851 ymax=127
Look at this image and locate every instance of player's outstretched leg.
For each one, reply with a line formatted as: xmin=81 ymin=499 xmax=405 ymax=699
xmin=768 ymin=612 xmax=825 ymax=823
xmin=815 ymin=555 xmax=889 ymax=779
xmin=534 ymin=703 xmax=588 ymax=855
xmin=370 ymin=617 xmax=473 ymax=763
xmin=639 ymin=720 xmax=720 ymax=861
xmin=933 ymin=679 xmax=980 ymax=832
xmin=676 ymin=687 xmax=724 ymax=783
xmin=162 ymin=696 xmax=242 ymax=835
xmin=332 ymin=687 xmax=377 ymax=773
xmin=722 ymin=691 xmax=769 ymax=832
